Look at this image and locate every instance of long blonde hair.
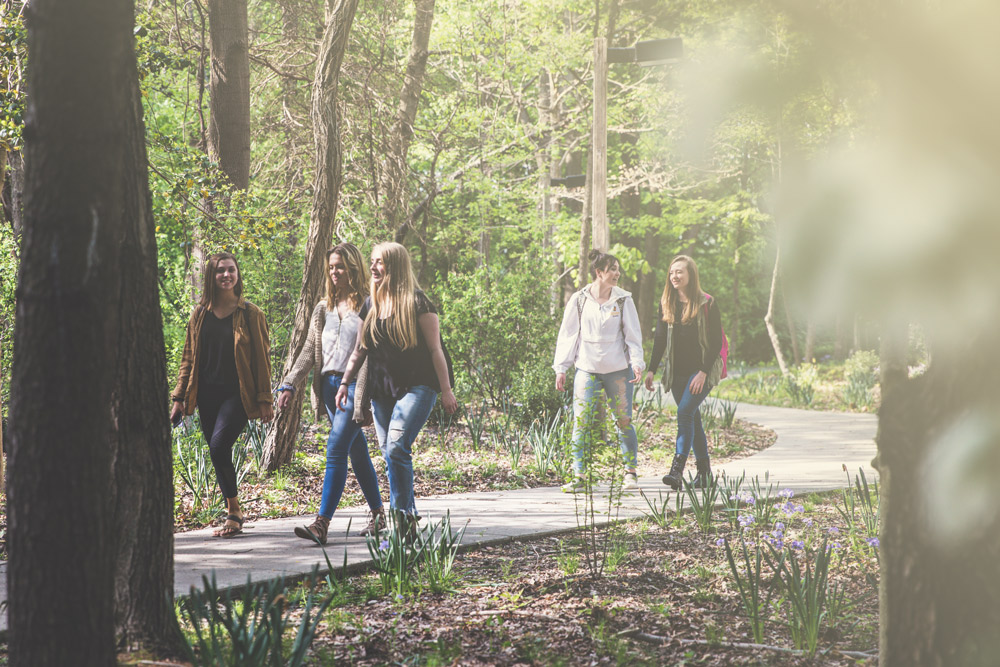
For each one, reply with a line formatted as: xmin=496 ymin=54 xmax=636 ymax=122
xmin=661 ymin=255 xmax=703 ymax=324
xmin=325 ymin=242 xmax=368 ymax=311
xmin=362 ymin=241 xmax=420 ymax=350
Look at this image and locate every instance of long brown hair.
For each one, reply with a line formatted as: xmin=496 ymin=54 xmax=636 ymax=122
xmin=200 ymin=251 xmax=244 ymax=308
xmin=325 ymin=242 xmax=368 ymax=311
xmin=362 ymin=241 xmax=421 ymax=350
xmin=661 ymin=255 xmax=703 ymax=324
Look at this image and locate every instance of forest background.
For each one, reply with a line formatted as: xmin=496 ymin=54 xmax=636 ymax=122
xmin=1 ymin=0 xmax=867 ymax=434
xmin=5 ymin=0 xmax=1000 ymax=663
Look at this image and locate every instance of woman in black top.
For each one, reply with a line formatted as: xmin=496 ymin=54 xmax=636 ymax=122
xmin=336 ymin=242 xmax=457 ymax=526
xmin=644 ymin=255 xmax=723 ymax=490
xmin=170 ymin=252 xmax=274 ymax=537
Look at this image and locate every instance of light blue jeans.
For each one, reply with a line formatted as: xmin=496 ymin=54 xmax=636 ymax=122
xmin=320 ymin=374 xmax=383 ymax=519
xmin=570 ymin=368 xmax=639 ymax=475
xmin=371 ymin=385 xmax=437 ymax=515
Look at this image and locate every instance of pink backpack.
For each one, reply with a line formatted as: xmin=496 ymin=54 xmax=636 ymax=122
xmin=702 ymin=293 xmax=728 ymax=379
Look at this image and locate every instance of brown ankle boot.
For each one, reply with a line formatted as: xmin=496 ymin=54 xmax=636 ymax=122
xmin=359 ymin=506 xmax=386 ymax=537
xmin=294 ymin=515 xmax=330 ymax=545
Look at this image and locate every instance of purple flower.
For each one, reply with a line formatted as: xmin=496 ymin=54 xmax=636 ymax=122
xmin=774 ymin=522 xmax=785 ymax=531
xmin=791 ymin=540 xmax=805 ymax=550
xmin=738 ymin=515 xmax=756 ymax=528
xmin=803 ymin=518 xmax=814 ymax=527
xmin=778 ymin=488 xmax=795 ymax=499
xmin=828 ymin=526 xmax=840 ymax=535
xmin=795 ymin=504 xmax=804 ymax=513
xmin=380 ymin=539 xmax=390 ymax=551
xmin=866 ymin=537 xmax=880 ymax=548
xmin=716 ymin=538 xmax=726 ymax=547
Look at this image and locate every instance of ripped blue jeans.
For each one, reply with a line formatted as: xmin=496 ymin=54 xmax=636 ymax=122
xmin=570 ymin=368 xmax=639 ymax=475
xmin=371 ymin=385 xmax=437 ymax=515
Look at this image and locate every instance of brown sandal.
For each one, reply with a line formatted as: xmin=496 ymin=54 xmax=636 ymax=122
xmin=213 ymin=514 xmax=244 ymax=538
xmin=294 ymin=515 xmax=330 ymax=545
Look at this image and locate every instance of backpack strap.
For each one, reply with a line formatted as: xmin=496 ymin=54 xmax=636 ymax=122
xmin=616 ymin=296 xmax=630 ymax=367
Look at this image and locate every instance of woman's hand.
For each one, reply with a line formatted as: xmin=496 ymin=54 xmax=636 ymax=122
xmin=276 ymin=389 xmax=293 ymax=411
xmin=335 ymin=383 xmax=350 ymax=411
xmin=644 ymin=371 xmax=655 ymax=391
xmin=170 ymin=401 xmax=184 ymax=425
xmin=630 ymin=365 xmax=643 ymax=384
xmin=555 ymin=372 xmax=567 ymax=392
xmin=441 ymin=388 xmax=458 ymax=415
xmin=259 ymin=402 xmax=274 ymax=423
xmin=688 ymin=370 xmax=707 ymax=396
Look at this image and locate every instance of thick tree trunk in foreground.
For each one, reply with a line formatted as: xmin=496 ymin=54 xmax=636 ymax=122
xmin=107 ymin=42 xmax=178 ymax=653
xmin=9 ymin=0 xmax=140 ymax=662
xmin=207 ymin=0 xmax=251 ymax=189
xmin=386 ymin=0 xmax=436 ymax=239
xmin=264 ymin=0 xmax=359 ymax=471
xmin=877 ymin=321 xmax=1000 ymax=665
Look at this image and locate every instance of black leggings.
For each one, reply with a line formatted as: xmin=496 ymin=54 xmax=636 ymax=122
xmin=198 ymin=384 xmax=248 ymax=500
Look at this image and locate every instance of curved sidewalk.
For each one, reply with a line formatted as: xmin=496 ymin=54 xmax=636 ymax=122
xmin=0 ymin=402 xmax=878 ymax=629
xmin=173 ymin=402 xmax=878 ymax=595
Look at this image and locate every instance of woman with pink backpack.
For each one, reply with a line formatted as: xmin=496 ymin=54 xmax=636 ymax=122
xmin=644 ymin=255 xmax=726 ymax=490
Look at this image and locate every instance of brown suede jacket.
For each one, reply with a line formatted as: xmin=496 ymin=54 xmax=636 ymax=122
xmin=171 ymin=298 xmax=272 ymax=419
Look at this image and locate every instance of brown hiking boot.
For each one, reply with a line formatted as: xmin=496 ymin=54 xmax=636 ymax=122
xmin=359 ymin=506 xmax=386 ymax=537
xmin=294 ymin=515 xmax=331 ymax=545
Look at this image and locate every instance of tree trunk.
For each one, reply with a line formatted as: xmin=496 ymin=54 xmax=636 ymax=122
xmin=637 ymin=228 xmax=661 ymax=342
xmin=764 ymin=245 xmax=789 ymax=375
xmin=876 ymin=319 xmax=1000 ymax=665
xmin=263 ymin=0 xmax=359 ymax=472
xmin=803 ymin=319 xmax=816 ymax=364
xmin=535 ymin=67 xmax=562 ymax=312
xmin=386 ymin=0 xmax=435 ymax=240
xmin=9 ymin=0 xmax=140 ymax=662
xmin=207 ymin=0 xmax=251 ymax=189
xmin=107 ymin=33 xmax=179 ymax=653
xmin=577 ymin=153 xmax=593 ymax=287
xmin=781 ymin=279 xmax=800 ymax=366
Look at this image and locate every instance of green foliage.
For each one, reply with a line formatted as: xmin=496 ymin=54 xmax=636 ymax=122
xmin=440 ymin=264 xmax=560 ymax=419
xmin=843 ymin=350 xmax=879 ymax=410
xmin=684 ymin=471 xmax=722 ymax=533
xmin=723 ymin=537 xmax=774 ymax=644
xmin=767 ymin=539 xmax=834 ymax=655
xmin=836 ymin=467 xmax=880 ymax=539
xmin=178 ymin=571 xmax=333 ymax=667
xmin=784 ymin=363 xmax=818 ymax=407
xmin=0 ymin=223 xmax=16 ymax=419
xmin=365 ymin=511 xmax=468 ymax=598
xmin=0 ymin=7 xmax=26 ymax=150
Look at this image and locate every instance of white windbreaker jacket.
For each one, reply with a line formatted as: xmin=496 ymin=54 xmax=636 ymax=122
xmin=553 ymin=285 xmax=645 ymax=375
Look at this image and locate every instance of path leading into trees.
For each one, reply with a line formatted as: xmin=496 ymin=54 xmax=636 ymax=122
xmin=0 ymin=403 xmax=877 ymax=632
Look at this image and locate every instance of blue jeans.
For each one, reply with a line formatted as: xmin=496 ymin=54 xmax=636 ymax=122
xmin=671 ymin=371 xmax=710 ymax=462
xmin=371 ymin=385 xmax=437 ymax=515
xmin=570 ymin=368 xmax=639 ymax=475
xmin=320 ymin=374 xmax=383 ymax=519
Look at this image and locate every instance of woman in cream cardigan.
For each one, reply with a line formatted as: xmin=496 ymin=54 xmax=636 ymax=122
xmin=277 ymin=243 xmax=385 ymax=544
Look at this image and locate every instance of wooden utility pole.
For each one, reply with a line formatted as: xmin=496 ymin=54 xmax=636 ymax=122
xmin=592 ymin=37 xmax=609 ymax=252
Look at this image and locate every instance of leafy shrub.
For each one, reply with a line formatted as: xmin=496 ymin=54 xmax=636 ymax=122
xmin=843 ymin=350 xmax=879 ymax=409
xmin=439 ymin=264 xmax=560 ymax=421
xmin=784 ymin=363 xmax=818 ymax=406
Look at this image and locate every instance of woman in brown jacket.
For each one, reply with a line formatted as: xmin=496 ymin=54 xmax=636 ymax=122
xmin=170 ymin=252 xmax=273 ymax=537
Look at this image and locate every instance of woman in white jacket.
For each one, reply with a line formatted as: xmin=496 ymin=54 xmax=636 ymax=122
xmin=554 ymin=249 xmax=645 ymax=492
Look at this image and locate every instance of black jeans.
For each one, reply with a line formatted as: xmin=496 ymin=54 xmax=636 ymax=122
xmin=198 ymin=383 xmax=248 ymax=499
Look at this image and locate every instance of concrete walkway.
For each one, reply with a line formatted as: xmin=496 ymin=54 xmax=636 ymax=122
xmin=0 ymin=402 xmax=878 ymax=630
